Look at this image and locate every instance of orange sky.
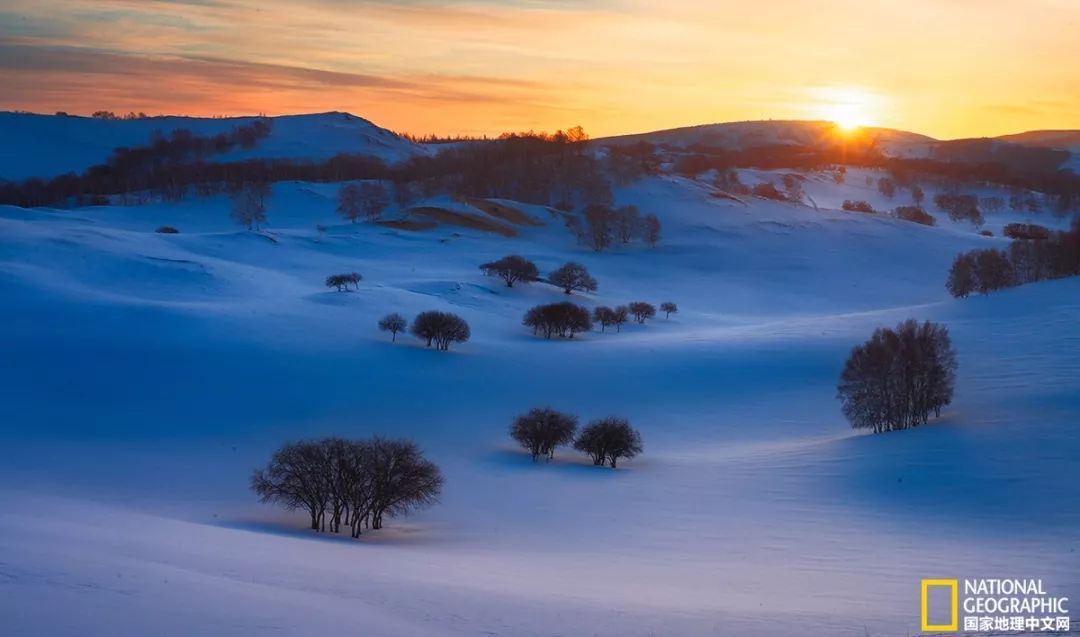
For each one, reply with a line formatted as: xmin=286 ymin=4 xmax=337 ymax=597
xmin=1 ymin=0 xmax=1078 ymax=138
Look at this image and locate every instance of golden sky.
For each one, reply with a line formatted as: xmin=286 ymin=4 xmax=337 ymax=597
xmin=1 ymin=0 xmax=1078 ymax=138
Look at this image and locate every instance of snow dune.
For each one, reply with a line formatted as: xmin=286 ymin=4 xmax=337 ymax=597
xmin=1 ymin=171 xmax=1077 ymax=636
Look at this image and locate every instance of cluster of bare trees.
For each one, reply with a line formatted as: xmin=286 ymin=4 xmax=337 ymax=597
xmin=595 ymin=301 xmax=675 ymax=330
xmin=509 ymin=408 xmax=643 ymax=468
xmin=837 ymin=320 xmax=958 ymax=433
xmin=877 ymin=177 xmax=897 ymax=199
xmin=947 ymin=220 xmax=1080 ymax=297
xmin=411 ymin=311 xmax=471 ymax=350
xmin=934 ymin=193 xmax=984 ymax=227
xmin=567 ymin=204 xmax=662 ymax=251
xmin=252 ymin=437 xmax=443 ymax=537
xmin=523 ymin=302 xmax=592 ymax=338
xmin=325 ymin=272 xmax=362 ymax=291
xmin=1003 ymin=223 xmax=1051 ymax=241
xmin=479 ymin=258 xmax=599 ymax=296
xmin=591 ymin=305 xmax=628 ymax=332
xmin=336 ymin=182 xmax=390 ymax=223
xmin=375 ymin=311 xmax=470 ymax=350
xmin=525 ymin=300 xmax=676 ymax=338
xmin=842 ymin=200 xmax=874 ymax=213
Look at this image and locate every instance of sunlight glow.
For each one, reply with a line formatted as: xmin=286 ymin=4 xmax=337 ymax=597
xmin=810 ymin=86 xmax=882 ymax=132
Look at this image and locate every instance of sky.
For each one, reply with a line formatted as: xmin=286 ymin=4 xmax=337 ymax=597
xmin=0 ymin=0 xmax=1078 ymax=139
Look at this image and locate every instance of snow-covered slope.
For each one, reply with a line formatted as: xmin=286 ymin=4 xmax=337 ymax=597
xmin=1 ymin=173 xmax=1077 ymax=636
xmin=0 ymin=111 xmax=427 ymax=181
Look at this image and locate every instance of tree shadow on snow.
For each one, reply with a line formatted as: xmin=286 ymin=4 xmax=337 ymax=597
xmin=215 ymin=516 xmax=442 ymax=547
xmin=482 ymin=448 xmax=638 ymax=478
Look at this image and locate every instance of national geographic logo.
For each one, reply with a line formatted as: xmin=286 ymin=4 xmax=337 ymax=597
xmin=921 ymin=578 xmax=1070 ymax=633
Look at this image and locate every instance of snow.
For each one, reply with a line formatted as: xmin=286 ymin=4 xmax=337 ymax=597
xmin=0 ymin=111 xmax=427 ymax=181
xmin=1 ymin=161 xmax=1078 ymax=636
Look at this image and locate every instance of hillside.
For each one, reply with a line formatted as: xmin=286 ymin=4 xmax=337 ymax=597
xmin=596 ymin=120 xmax=1080 ymax=172
xmin=0 ymin=111 xmax=427 ymax=181
xmin=1 ymin=149 xmax=1078 ymax=635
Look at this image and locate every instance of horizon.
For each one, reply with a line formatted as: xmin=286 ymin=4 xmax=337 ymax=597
xmin=1 ymin=0 xmax=1078 ymax=139
xmin=4 ymin=109 xmax=1077 ymax=142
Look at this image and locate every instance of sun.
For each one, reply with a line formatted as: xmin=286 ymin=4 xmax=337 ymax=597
xmin=809 ymin=86 xmax=881 ymax=132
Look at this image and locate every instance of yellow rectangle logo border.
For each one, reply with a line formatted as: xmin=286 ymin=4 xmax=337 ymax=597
xmin=921 ymin=579 xmax=959 ymax=632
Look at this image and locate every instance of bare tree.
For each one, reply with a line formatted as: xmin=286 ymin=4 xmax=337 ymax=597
xmin=231 ymin=180 xmax=270 ymax=230
xmin=251 ymin=440 xmax=331 ymax=531
xmin=660 ymin=302 xmax=678 ymax=318
xmin=592 ymin=306 xmax=616 ymax=332
xmin=410 ymin=311 xmax=471 ymax=350
xmin=628 ymin=301 xmax=656 ymax=323
xmin=359 ymin=182 xmax=390 ymax=220
xmin=336 ymin=183 xmax=363 ymax=223
xmin=480 ymin=255 xmax=539 ymax=288
xmin=573 ymin=417 xmax=643 ymax=468
xmin=509 ymin=407 xmax=578 ymax=461
xmin=612 ymin=305 xmax=629 ymax=332
xmin=549 ymin=262 xmax=597 ymax=295
xmin=365 ymin=437 xmax=443 ymax=530
xmin=641 ymin=214 xmax=661 ymax=247
xmin=613 ymin=205 xmax=641 ymax=243
xmin=972 ymin=249 xmax=1013 ymax=293
xmin=877 ymin=177 xmax=897 ymax=199
xmin=582 ymin=204 xmax=614 ymax=252
xmin=911 ymin=185 xmax=925 ymax=206
xmin=378 ymin=313 xmax=407 ymax=342
xmin=946 ymin=253 xmax=976 ymax=298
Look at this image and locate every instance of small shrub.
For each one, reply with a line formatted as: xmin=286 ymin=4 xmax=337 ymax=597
xmin=155 ymin=226 xmax=179 ymax=234
xmin=894 ymin=206 xmax=935 ymax=226
xmin=752 ymin=182 xmax=787 ymax=201
xmin=979 ymin=230 xmax=993 ymax=237
xmin=842 ymin=200 xmax=874 ymax=213
xmin=325 ymin=272 xmax=362 ymax=291
xmin=1003 ymin=223 xmax=1050 ymax=241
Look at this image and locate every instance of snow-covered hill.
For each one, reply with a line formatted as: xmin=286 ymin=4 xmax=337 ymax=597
xmin=597 ymin=120 xmax=1080 ymax=171
xmin=0 ymin=111 xmax=427 ymax=181
xmin=1 ymin=164 xmax=1077 ymax=636
xmin=598 ymin=119 xmax=937 ymax=157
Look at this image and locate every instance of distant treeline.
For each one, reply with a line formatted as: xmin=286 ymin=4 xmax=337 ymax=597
xmin=0 ymin=119 xmax=273 ymax=207
xmin=947 ymin=220 xmax=1080 ymax=297
xmin=670 ymin=140 xmax=1080 ymax=207
xmin=6 ymin=121 xmax=1080 ymax=211
xmin=0 ymin=126 xmax=616 ymax=211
